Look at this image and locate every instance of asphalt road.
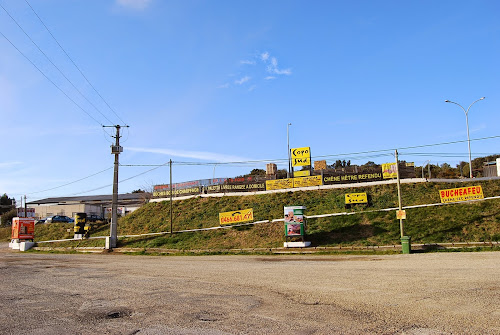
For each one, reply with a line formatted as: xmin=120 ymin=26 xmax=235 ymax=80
xmin=1 ymin=244 xmax=499 ymax=335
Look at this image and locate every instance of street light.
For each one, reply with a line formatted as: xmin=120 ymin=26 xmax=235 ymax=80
xmin=445 ymin=97 xmax=485 ymax=178
xmin=287 ymin=123 xmax=292 ymax=178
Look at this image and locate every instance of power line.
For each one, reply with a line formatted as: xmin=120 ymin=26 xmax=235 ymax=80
xmin=400 ymin=152 xmax=499 ymax=158
xmin=172 ymin=135 xmax=500 ymax=166
xmin=26 ymin=167 xmax=113 ymax=196
xmin=0 ymin=3 xmax=115 ymax=126
xmin=24 ymin=134 xmax=500 ymax=198
xmin=24 ymin=0 xmax=128 ymax=126
xmin=0 ymin=30 xmax=103 ymax=126
xmin=67 ymin=161 xmax=171 ymax=196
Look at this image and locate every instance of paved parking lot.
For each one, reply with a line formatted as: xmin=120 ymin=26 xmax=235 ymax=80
xmin=1 ymin=244 xmax=499 ymax=334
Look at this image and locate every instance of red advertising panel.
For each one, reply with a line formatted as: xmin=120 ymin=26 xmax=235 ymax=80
xmin=11 ymin=217 xmax=35 ymax=240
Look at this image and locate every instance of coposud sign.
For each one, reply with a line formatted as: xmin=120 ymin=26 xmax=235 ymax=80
xmin=291 ymin=147 xmax=311 ymax=167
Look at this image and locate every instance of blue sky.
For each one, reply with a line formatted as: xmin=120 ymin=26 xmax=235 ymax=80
xmin=0 ymin=0 xmax=499 ymax=201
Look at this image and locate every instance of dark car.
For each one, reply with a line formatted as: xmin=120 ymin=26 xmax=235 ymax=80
xmin=46 ymin=215 xmax=73 ymax=223
xmin=87 ymin=214 xmax=106 ymax=223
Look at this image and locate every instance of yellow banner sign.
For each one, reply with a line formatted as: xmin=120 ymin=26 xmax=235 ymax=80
xmin=439 ymin=186 xmax=484 ymax=203
xmin=382 ymin=163 xmax=397 ymax=179
xmin=219 ymin=208 xmax=254 ymax=225
xmin=266 ymin=178 xmax=293 ymax=190
xmin=291 ymin=147 xmax=311 ymax=167
xmin=293 ymin=175 xmax=322 ymax=188
xmin=294 ymin=170 xmax=310 ymax=177
xmin=345 ymin=193 xmax=368 ymax=204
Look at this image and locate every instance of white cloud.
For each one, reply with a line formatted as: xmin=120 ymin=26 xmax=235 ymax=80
xmin=116 ymin=0 xmax=152 ymax=10
xmin=273 ymin=68 xmax=292 ymax=75
xmin=235 ymin=76 xmax=250 ymax=85
xmin=220 ymin=51 xmax=290 ymax=89
xmin=127 ymin=147 xmax=250 ymax=163
xmin=0 ymin=161 xmax=22 ymax=169
xmin=266 ymin=56 xmax=292 ymax=75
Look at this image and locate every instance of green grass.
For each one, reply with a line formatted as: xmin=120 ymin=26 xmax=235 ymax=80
xmin=2 ymin=179 xmax=500 ymax=251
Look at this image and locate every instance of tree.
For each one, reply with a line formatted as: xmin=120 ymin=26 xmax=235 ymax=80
xmin=249 ymin=169 xmax=266 ymax=176
xmin=276 ymin=169 xmax=288 ymax=179
xmin=0 ymin=193 xmax=14 ymax=215
xmin=361 ymin=161 xmax=378 ymax=168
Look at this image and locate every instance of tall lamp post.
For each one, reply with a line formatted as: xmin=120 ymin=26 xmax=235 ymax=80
xmin=287 ymin=123 xmax=292 ymax=178
xmin=445 ymin=97 xmax=485 ymax=178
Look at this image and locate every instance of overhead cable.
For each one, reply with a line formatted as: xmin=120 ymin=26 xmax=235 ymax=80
xmin=0 ymin=30 xmax=103 ymax=126
xmin=26 ymin=167 xmax=113 ymax=196
xmin=24 ymin=0 xmax=128 ymax=126
xmin=0 ymin=3 xmax=115 ymax=126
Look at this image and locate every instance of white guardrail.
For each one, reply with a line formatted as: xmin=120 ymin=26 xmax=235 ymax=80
xmin=36 ymin=194 xmax=500 ymax=244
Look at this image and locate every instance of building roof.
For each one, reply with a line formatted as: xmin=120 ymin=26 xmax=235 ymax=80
xmin=27 ymin=193 xmax=149 ymax=206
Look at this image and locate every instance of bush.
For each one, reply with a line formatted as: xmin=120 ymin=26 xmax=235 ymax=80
xmin=0 ymin=209 xmax=17 ymax=227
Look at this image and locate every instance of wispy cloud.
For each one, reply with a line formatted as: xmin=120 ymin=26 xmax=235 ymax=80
xmin=240 ymin=60 xmax=256 ymax=65
xmin=116 ymin=0 xmax=152 ymax=10
xmin=220 ymin=51 xmax=290 ymax=90
xmin=235 ymin=76 xmax=251 ymax=85
xmin=266 ymin=56 xmax=292 ymax=75
xmin=0 ymin=161 xmax=22 ymax=169
xmin=128 ymin=147 xmax=250 ymax=163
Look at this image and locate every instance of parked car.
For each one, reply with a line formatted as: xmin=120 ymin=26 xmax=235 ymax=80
xmin=45 ymin=215 xmax=73 ymax=223
xmin=35 ymin=218 xmax=47 ymax=224
xmin=87 ymin=214 xmax=106 ymax=223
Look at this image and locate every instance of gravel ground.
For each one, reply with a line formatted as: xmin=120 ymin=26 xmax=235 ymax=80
xmin=1 ymin=244 xmax=499 ymax=334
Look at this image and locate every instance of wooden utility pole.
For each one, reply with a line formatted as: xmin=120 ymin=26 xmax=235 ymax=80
xmin=104 ymin=125 xmax=128 ymax=249
xmin=395 ymin=150 xmax=404 ymax=238
xmin=170 ymin=159 xmax=173 ymax=235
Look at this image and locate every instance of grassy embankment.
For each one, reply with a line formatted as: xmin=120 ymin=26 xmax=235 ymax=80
xmin=2 ymin=179 xmax=500 ymax=251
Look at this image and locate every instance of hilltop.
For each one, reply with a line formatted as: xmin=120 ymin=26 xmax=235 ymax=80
xmin=6 ymin=178 xmax=499 ymax=252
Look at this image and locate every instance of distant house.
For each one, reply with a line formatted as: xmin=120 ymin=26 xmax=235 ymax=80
xmin=27 ymin=193 xmax=149 ymax=219
xmin=483 ymin=158 xmax=500 ymax=178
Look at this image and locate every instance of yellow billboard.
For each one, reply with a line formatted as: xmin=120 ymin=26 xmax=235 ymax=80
xmin=345 ymin=193 xmax=368 ymax=204
xmin=266 ymin=178 xmax=293 ymax=190
xmin=293 ymin=175 xmax=322 ymax=188
xmin=291 ymin=147 xmax=311 ymax=167
xmin=382 ymin=163 xmax=397 ymax=179
xmin=294 ymin=170 xmax=310 ymax=177
xmin=219 ymin=208 xmax=254 ymax=225
xmin=439 ymin=186 xmax=484 ymax=203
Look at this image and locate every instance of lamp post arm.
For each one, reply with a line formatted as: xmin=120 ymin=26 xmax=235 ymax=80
xmin=446 ymin=100 xmax=466 ymax=115
xmin=466 ymin=97 xmax=485 ymax=114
